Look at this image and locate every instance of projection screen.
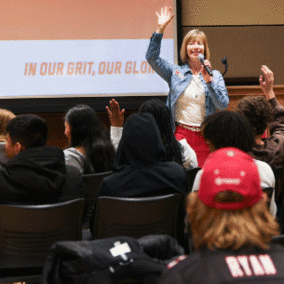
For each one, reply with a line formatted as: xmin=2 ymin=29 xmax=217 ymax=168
xmin=0 ymin=0 xmax=177 ymax=103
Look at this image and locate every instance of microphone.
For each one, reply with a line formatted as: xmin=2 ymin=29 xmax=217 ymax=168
xmin=197 ymin=54 xmax=213 ymax=77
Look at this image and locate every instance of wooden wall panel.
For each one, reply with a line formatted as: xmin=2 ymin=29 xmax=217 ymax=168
xmin=182 ymin=26 xmax=284 ymax=85
xmin=181 ymin=0 xmax=284 ymax=26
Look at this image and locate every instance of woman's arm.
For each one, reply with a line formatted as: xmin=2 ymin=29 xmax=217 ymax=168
xmin=146 ymin=7 xmax=175 ymax=84
xmin=207 ymin=70 xmax=229 ymax=110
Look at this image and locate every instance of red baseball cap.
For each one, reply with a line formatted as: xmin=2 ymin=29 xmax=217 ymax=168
xmin=198 ymin=147 xmax=262 ymax=210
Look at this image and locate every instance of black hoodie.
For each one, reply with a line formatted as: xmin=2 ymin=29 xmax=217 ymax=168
xmin=97 ymin=113 xmax=189 ymax=198
xmin=0 ymin=146 xmax=86 ymax=205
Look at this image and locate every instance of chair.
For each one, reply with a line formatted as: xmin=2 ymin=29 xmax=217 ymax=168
xmin=271 ymin=235 xmax=284 ymax=247
xmin=82 ymin=171 xmax=113 ymax=219
xmin=0 ymin=198 xmax=85 ymax=283
xmin=272 ymin=165 xmax=284 ymax=203
xmin=91 ymin=194 xmax=183 ymax=240
xmin=185 ymin=167 xmax=201 ymax=191
xmin=272 ymin=166 xmax=284 ymax=228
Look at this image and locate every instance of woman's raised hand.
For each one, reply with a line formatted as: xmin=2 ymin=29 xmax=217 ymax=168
xmin=155 ymin=7 xmax=174 ymax=34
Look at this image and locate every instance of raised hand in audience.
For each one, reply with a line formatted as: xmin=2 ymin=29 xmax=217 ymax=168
xmin=155 ymin=7 xmax=174 ymax=34
xmin=106 ymin=99 xmax=125 ymax=127
xmin=259 ymin=65 xmax=275 ymax=100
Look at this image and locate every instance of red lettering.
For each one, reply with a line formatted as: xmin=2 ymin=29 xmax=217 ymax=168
xmin=125 ymin=61 xmax=132 ymax=74
xmin=115 ymin=62 xmax=122 ymax=74
xmin=99 ymin=62 xmax=106 ymax=74
xmin=140 ymin=61 xmax=147 ymax=74
xmin=67 ymin=62 xmax=74 ymax=75
xmin=48 ymin=62 xmax=56 ymax=76
xmin=57 ymin=63 xmax=64 ymax=75
xmin=133 ymin=61 xmax=139 ymax=74
xmin=40 ymin=62 xmax=48 ymax=76
xmin=75 ymin=62 xmax=83 ymax=75
xmin=107 ymin=62 xmax=114 ymax=74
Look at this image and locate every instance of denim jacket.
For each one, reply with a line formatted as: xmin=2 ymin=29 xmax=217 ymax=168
xmin=146 ymin=32 xmax=229 ymax=121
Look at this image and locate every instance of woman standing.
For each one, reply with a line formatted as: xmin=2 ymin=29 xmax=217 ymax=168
xmin=146 ymin=7 xmax=228 ymax=166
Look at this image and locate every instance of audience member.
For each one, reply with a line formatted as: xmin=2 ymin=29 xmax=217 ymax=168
xmin=97 ymin=113 xmax=189 ymax=198
xmin=160 ymin=148 xmax=283 ymax=284
xmin=107 ymin=98 xmax=198 ymax=169
xmin=64 ymin=104 xmax=115 ymax=174
xmin=0 ymin=114 xmax=86 ymax=205
xmin=0 ymin=108 xmax=16 ymax=163
xmin=235 ymin=66 xmax=284 ymax=167
xmin=193 ymin=110 xmax=276 ymax=216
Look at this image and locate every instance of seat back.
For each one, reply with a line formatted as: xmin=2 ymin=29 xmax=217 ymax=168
xmin=185 ymin=167 xmax=201 ymax=191
xmin=272 ymin=165 xmax=284 ymax=203
xmin=0 ymin=198 xmax=85 ymax=269
xmin=82 ymin=171 xmax=113 ymax=218
xmin=92 ymin=194 xmax=183 ymax=240
xmin=271 ymin=235 xmax=284 ymax=247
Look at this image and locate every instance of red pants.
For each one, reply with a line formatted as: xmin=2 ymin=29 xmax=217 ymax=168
xmin=175 ymin=125 xmax=211 ymax=168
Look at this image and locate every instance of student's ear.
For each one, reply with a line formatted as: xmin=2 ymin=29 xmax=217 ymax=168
xmin=262 ymin=192 xmax=268 ymax=201
xmin=206 ymin=140 xmax=216 ymax=152
xmin=14 ymin=142 xmax=25 ymax=155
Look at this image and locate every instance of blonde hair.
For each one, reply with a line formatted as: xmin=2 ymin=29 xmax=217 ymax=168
xmin=0 ymin=109 xmax=16 ymax=142
xmin=180 ymin=29 xmax=210 ymax=64
xmin=187 ymin=192 xmax=279 ymax=251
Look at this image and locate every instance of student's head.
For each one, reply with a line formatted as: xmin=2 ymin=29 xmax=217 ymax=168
xmin=65 ymin=105 xmax=113 ymax=173
xmin=0 ymin=109 xmax=16 ymax=142
xmin=64 ymin=104 xmax=107 ymax=148
xmin=113 ymin=113 xmax=166 ymax=169
xmin=5 ymin=114 xmax=48 ymax=158
xmin=139 ymin=99 xmax=183 ymax=166
xmin=201 ymin=110 xmax=255 ymax=153
xmin=187 ymin=147 xmax=279 ymax=251
xmin=235 ymin=96 xmax=273 ymax=137
xmin=180 ymin=29 xmax=210 ymax=63
xmin=139 ymin=99 xmax=172 ymax=141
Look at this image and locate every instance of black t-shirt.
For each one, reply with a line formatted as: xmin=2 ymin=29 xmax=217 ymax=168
xmin=160 ymin=244 xmax=284 ymax=284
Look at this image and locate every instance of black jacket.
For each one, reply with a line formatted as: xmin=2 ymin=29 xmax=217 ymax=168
xmin=42 ymin=235 xmax=184 ymax=284
xmin=98 ymin=113 xmax=189 ymax=198
xmin=0 ymin=146 xmax=86 ymax=205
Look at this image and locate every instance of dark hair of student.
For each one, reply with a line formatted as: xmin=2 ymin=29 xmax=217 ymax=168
xmin=139 ymin=99 xmax=183 ymax=167
xmin=235 ymin=96 xmax=273 ymax=137
xmin=201 ymin=110 xmax=255 ymax=153
xmin=65 ymin=105 xmax=114 ymax=173
xmin=6 ymin=114 xmax=48 ymax=149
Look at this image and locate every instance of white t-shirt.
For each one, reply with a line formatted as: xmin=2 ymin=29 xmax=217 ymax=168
xmin=192 ymin=159 xmax=277 ymax=216
xmin=175 ymin=74 xmax=205 ymax=126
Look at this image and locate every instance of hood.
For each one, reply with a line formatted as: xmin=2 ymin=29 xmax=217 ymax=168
xmin=2 ymin=146 xmax=67 ymax=193
xmin=113 ymin=113 xmax=166 ymax=170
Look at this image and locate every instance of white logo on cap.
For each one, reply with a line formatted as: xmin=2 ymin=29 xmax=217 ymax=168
xmin=240 ymin=171 xmax=245 ymax=177
xmin=215 ymin=178 xmax=241 ymax=185
xmin=227 ymin=151 xmax=235 ymax=157
xmin=214 ymin=169 xmax=220 ymax=175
